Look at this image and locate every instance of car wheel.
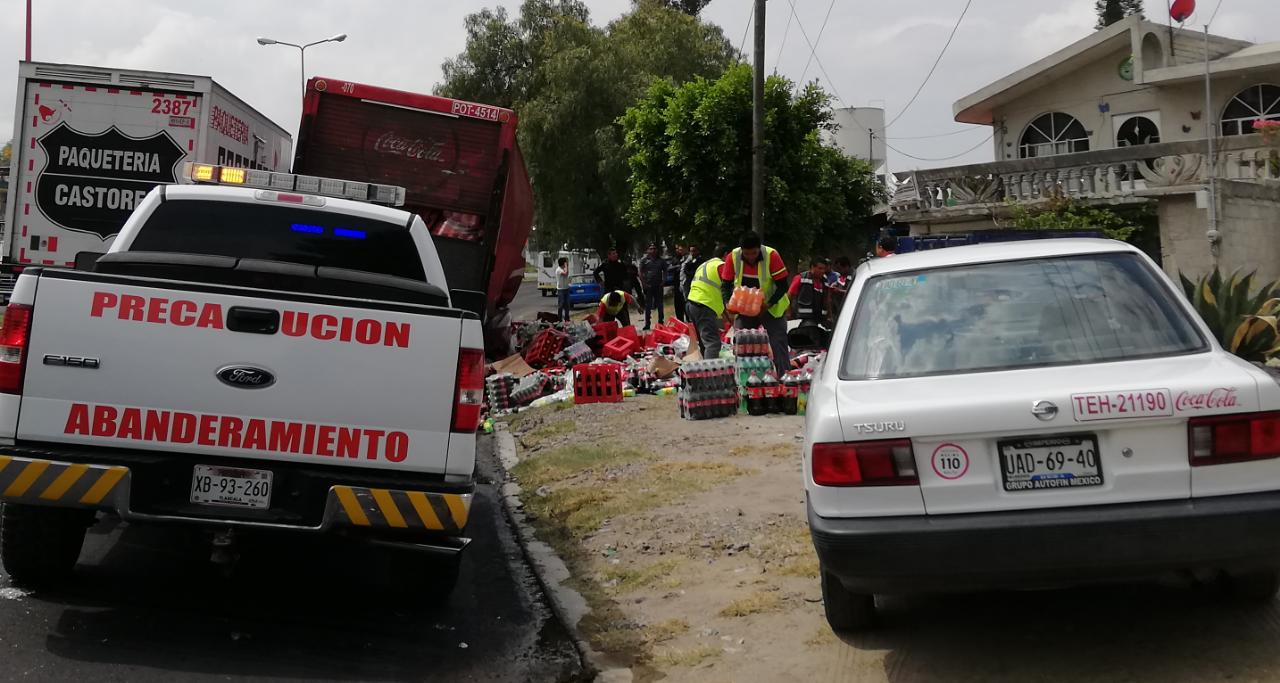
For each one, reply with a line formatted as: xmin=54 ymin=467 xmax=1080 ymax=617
xmin=1 ymin=504 xmax=94 ymax=586
xmin=1228 ymin=570 xmax=1280 ymax=602
xmin=821 ymin=569 xmax=876 ymax=631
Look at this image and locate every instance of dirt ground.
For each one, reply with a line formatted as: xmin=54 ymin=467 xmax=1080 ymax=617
xmin=504 ymin=395 xmax=1280 ymax=683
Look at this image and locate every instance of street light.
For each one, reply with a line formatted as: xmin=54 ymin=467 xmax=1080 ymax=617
xmin=255 ymin=33 xmax=347 ymax=97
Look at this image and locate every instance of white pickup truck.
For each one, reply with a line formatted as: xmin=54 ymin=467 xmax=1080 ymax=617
xmin=0 ymin=164 xmax=485 ymax=598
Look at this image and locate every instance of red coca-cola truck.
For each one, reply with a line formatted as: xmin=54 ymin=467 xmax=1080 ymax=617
xmin=293 ymin=77 xmax=532 ymax=355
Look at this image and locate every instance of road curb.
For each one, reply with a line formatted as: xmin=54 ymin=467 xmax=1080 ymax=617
xmin=491 ymin=423 xmax=632 ymax=683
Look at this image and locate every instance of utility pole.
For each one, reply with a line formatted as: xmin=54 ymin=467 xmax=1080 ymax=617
xmin=751 ymin=0 xmax=766 ymax=239
xmin=1203 ymin=25 xmax=1219 ymax=258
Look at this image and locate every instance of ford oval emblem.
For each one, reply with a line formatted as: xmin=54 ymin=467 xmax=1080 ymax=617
xmin=216 ymin=365 xmax=276 ymax=389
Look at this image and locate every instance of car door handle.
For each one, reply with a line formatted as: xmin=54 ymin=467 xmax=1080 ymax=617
xmin=226 ymin=306 xmax=280 ymax=335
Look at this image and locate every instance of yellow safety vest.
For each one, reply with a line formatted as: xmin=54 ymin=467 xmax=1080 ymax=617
xmin=687 ymin=258 xmax=726 ymax=316
xmin=729 ymin=246 xmax=790 ymax=318
xmin=602 ymin=290 xmax=628 ymax=315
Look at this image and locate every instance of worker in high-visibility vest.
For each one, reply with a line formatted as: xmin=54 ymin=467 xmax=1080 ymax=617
xmin=595 ymin=290 xmax=639 ymax=327
xmin=685 ymin=244 xmax=728 ymax=359
xmin=719 ymin=233 xmax=791 ymax=376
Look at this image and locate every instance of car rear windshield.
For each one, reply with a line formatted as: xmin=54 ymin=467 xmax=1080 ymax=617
xmin=840 ymin=252 xmax=1207 ymax=380
xmin=129 ymin=200 xmax=426 ymax=282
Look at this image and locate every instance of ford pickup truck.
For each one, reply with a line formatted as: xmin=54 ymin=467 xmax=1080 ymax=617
xmin=0 ymin=163 xmax=484 ymax=598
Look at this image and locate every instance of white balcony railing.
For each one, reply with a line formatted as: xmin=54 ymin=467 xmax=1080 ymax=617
xmin=891 ymin=134 xmax=1278 ymax=214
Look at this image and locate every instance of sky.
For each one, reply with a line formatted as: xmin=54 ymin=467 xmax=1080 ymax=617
xmin=2 ymin=0 xmax=1278 ymax=172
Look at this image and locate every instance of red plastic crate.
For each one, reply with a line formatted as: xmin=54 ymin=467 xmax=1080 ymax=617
xmin=592 ymin=321 xmax=619 ymax=343
xmin=667 ymin=319 xmax=693 ymax=337
xmin=617 ymin=325 xmax=639 ymax=343
xmin=523 ymin=328 xmax=567 ymax=367
xmin=573 ymin=364 xmax=624 ymax=404
xmin=601 ymin=336 xmax=637 ymax=360
xmin=651 ymin=328 xmax=680 ymax=345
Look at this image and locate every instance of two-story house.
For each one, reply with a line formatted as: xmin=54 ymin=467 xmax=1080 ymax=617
xmin=891 ymin=15 xmax=1280 ymax=280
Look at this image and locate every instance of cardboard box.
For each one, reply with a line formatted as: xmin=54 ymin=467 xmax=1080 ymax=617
xmin=492 ymin=354 xmax=536 ymax=378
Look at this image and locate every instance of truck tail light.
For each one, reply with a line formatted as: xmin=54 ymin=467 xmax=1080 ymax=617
xmin=812 ymin=440 xmax=918 ymax=487
xmin=0 ymin=304 xmax=33 ymax=395
xmin=1188 ymin=412 xmax=1280 ymax=466
xmin=451 ymin=348 xmax=485 ymax=433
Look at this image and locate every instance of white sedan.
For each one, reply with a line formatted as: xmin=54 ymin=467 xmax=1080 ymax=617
xmin=805 ymin=239 xmax=1280 ymax=631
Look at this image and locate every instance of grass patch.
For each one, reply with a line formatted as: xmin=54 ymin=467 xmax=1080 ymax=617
xmin=511 ymin=444 xmax=648 ymax=489
xmin=776 ymin=555 xmax=820 ymax=579
xmin=719 ymin=590 xmax=784 ymax=617
xmin=642 ymin=618 xmax=690 ymax=644
xmin=652 ymin=644 xmax=722 ymax=667
xmin=805 ymin=627 xmax=837 ymax=648
xmin=531 ymin=420 xmax=576 ymax=440
xmin=728 ymin=443 xmax=800 ymax=459
xmin=602 ymin=558 xmax=682 ymax=594
xmin=519 ymin=449 xmax=750 ymax=535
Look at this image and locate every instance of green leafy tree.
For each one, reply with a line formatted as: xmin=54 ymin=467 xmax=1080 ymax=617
xmin=1005 ymin=196 xmax=1140 ymax=241
xmin=1096 ymin=0 xmax=1144 ymax=29
xmin=620 ymin=64 xmax=884 ymax=259
xmin=0 ymin=140 xmax=10 ymax=167
xmin=656 ymin=0 xmax=713 ymax=16
xmin=435 ymin=0 xmax=736 ymax=254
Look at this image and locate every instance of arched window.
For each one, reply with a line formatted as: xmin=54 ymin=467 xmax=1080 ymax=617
xmin=1019 ymin=113 xmax=1090 ymax=158
xmin=1117 ymin=116 xmax=1160 ymax=147
xmin=1222 ymin=84 xmax=1280 ymax=136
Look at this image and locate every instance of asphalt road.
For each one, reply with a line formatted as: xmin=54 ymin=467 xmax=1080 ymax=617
xmin=510 ymin=275 xmax=559 ymax=322
xmin=0 ymin=437 xmax=583 ymax=682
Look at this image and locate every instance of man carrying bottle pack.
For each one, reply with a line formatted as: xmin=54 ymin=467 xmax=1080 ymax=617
xmin=719 ymin=233 xmax=791 ymax=376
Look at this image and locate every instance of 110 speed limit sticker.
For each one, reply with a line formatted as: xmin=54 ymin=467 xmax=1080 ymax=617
xmin=931 ymin=443 xmax=969 ymax=480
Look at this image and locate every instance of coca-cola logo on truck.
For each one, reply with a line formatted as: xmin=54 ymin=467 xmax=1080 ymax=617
xmin=35 ymin=123 xmax=186 ymax=240
xmin=372 ymin=131 xmax=448 ymax=162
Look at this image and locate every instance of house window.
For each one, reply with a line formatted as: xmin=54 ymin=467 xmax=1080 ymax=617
xmin=1019 ymin=113 xmax=1090 ymax=158
xmin=1222 ymin=84 xmax=1280 ymax=136
xmin=1116 ymin=115 xmax=1160 ymax=147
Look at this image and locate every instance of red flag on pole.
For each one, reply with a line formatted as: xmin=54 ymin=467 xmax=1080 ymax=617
xmin=1170 ymin=0 xmax=1196 ymax=23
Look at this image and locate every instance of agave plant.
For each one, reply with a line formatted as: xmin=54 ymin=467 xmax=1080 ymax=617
xmin=1179 ymin=269 xmax=1280 ymax=362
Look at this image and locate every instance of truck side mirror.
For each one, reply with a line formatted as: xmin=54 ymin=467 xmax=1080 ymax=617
xmin=450 ymin=289 xmax=486 ymax=319
xmin=75 ymin=252 xmax=105 ymax=271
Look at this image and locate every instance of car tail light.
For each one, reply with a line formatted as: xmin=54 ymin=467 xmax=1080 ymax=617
xmin=0 ymin=304 xmax=33 ymax=394
xmin=812 ymin=439 xmax=918 ymax=487
xmin=1188 ymin=412 xmax=1280 ymax=466
xmin=451 ymin=348 xmax=485 ymax=433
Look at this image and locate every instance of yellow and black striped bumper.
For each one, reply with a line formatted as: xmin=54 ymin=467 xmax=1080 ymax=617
xmin=332 ymin=485 xmax=471 ymax=534
xmin=0 ymin=456 xmax=471 ymax=536
xmin=0 ymin=456 xmax=129 ymax=509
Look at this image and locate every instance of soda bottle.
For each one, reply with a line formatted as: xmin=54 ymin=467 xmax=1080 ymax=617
xmin=762 ymin=370 xmax=780 ymax=414
xmin=746 ymin=371 xmax=765 ymax=416
xmin=782 ymin=374 xmax=797 ymax=415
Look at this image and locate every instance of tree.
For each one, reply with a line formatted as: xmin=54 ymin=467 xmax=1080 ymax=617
xmin=0 ymin=141 xmax=10 ymax=168
xmin=1096 ymin=0 xmax=1144 ymax=29
xmin=620 ymin=64 xmax=884 ymax=259
xmin=435 ymin=0 xmax=737 ymax=254
xmin=655 ymin=0 xmax=713 ymax=16
xmin=1004 ymin=195 xmax=1139 ymax=241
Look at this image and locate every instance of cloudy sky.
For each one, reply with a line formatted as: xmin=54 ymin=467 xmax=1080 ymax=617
xmin=2 ymin=0 xmax=1278 ymax=171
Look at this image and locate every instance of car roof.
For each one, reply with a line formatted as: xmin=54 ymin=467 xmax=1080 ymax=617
xmin=862 ymin=238 xmax=1139 ymax=277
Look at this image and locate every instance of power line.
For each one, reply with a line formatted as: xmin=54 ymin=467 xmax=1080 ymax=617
xmin=783 ymin=0 xmax=845 ymax=106
xmin=774 ymin=0 xmax=795 ymax=72
xmin=883 ymin=0 xmax=973 ymax=130
xmin=738 ymin=5 xmax=753 ymax=56
xmin=798 ymin=0 xmax=838 ymax=86
xmin=881 ymin=132 xmax=994 ymax=162
xmin=887 ymin=126 xmax=988 ymax=140
xmin=1208 ymin=0 xmax=1225 ymax=26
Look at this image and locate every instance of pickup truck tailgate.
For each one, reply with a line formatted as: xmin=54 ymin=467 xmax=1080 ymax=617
xmin=16 ymin=271 xmax=466 ymax=474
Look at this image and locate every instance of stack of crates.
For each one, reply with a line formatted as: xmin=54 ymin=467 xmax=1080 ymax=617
xmin=562 ymin=340 xmax=595 ymax=366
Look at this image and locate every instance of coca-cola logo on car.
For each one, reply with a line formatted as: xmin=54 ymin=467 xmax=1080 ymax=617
xmin=371 ymin=130 xmax=450 ymax=163
xmin=1175 ymin=387 xmax=1239 ymax=411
